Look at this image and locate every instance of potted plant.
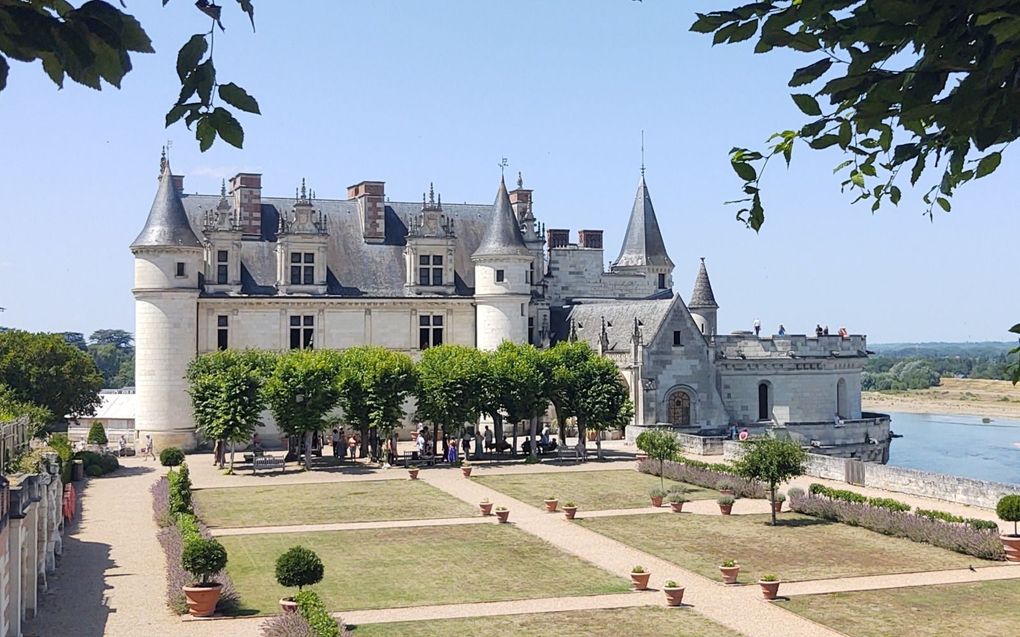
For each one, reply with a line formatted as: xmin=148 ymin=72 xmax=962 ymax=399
xmin=662 ymin=579 xmax=685 ymax=606
xmin=461 ymin=461 xmax=473 ymax=478
xmin=563 ymin=501 xmax=578 ymax=520
xmin=649 ymin=487 xmax=667 ymax=507
xmin=630 ymin=565 xmax=651 ymax=590
xmin=758 ymin=573 xmax=781 ymax=600
xmin=274 ymin=546 xmax=324 ymax=613
xmin=180 ymin=538 xmax=227 ymax=617
xmin=495 ymin=506 xmax=510 ymax=523
xmin=479 ymin=498 xmax=493 ymax=516
xmin=719 ymin=559 xmax=740 ymax=584
xmin=717 ymin=478 xmax=736 ymax=496
xmin=544 ymin=496 xmax=559 ymax=512
xmin=408 ymin=465 xmax=419 ymax=480
xmin=668 ymin=492 xmax=688 ymax=513
xmin=772 ymin=492 xmax=786 ymax=514
xmin=997 ymin=494 xmax=1020 ymax=562
xmin=717 ymin=494 xmax=735 ymax=515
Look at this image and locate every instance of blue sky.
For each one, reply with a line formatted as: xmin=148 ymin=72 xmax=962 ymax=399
xmin=0 ymin=0 xmax=1016 ymax=343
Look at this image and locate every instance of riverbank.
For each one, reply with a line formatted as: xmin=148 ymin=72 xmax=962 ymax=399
xmin=864 ymin=378 xmax=1020 ymax=420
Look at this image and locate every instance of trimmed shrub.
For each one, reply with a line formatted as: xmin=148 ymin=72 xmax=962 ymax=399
xmin=86 ymin=421 xmax=108 ymax=445
xmin=791 ymin=494 xmax=1005 ymax=560
xmin=160 ymin=447 xmax=185 ymax=467
xmin=915 ymin=508 xmax=964 ymax=524
xmin=637 ymin=458 xmax=766 ymax=499
xmin=866 ymin=497 xmax=911 ymax=513
xmin=182 ymin=538 xmax=228 ymax=586
xmin=808 ymin=483 xmax=911 ymax=512
xmin=968 ymin=518 xmax=1001 ymax=531
xmin=997 ymin=495 xmax=1020 ymax=536
xmin=648 ymin=487 xmax=667 ymax=498
xmin=787 ymin=486 xmax=805 ymax=500
xmin=276 ymin=546 xmax=325 ymax=591
xmin=295 ymin=590 xmax=342 ymax=637
xmin=49 ymin=433 xmax=73 ymax=463
xmin=85 ymin=464 xmax=103 ymax=477
xmin=99 ymin=454 xmax=119 ymax=474
xmin=259 ymin=611 xmax=319 ymax=637
xmin=717 ymin=495 xmax=735 ymax=505
xmin=168 ymin=462 xmax=193 ymax=516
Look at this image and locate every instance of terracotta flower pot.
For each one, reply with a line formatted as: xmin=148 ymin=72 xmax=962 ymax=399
xmin=718 ymin=503 xmax=733 ymax=515
xmin=462 ymin=466 xmax=473 ymax=477
xmin=279 ymin=598 xmax=298 ymax=613
xmin=630 ymin=571 xmax=651 ymax=590
xmin=545 ymin=499 xmax=559 ymax=512
xmin=563 ymin=506 xmax=577 ymax=520
xmin=496 ymin=509 xmax=510 ymax=523
xmin=479 ymin=502 xmax=493 ymax=516
xmin=663 ymin=586 xmax=685 ymax=606
xmin=650 ymin=496 xmax=664 ymax=507
xmin=670 ymin=502 xmax=684 ymax=513
xmin=182 ymin=583 xmax=222 ymax=617
xmin=719 ymin=565 xmax=740 ymax=584
xmin=408 ymin=469 xmax=419 ymax=480
xmin=759 ymin=580 xmax=781 ymax=600
xmin=1001 ymin=534 xmax=1020 ymax=562
xmin=772 ymin=500 xmax=783 ymax=514
xmin=720 ymin=488 xmax=735 ymax=497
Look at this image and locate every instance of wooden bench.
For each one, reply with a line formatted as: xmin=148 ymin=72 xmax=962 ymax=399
xmin=556 ymin=447 xmax=582 ymax=463
xmin=252 ymin=456 xmax=285 ymax=474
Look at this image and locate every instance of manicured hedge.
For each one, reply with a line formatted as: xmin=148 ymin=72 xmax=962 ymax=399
xmin=295 ymin=590 xmax=343 ymax=637
xmin=914 ymin=508 xmax=1000 ymax=530
xmin=808 ymin=483 xmax=911 ymax=512
xmin=638 ymin=457 xmax=766 ymax=499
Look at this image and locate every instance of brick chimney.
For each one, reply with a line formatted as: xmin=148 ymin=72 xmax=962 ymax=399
xmin=229 ymin=172 xmax=262 ymax=236
xmin=578 ymin=229 xmax=603 ymax=249
xmin=348 ymin=180 xmax=386 ymax=243
xmin=546 ymin=228 xmax=570 ymax=248
xmin=509 ymin=173 xmax=533 ymax=221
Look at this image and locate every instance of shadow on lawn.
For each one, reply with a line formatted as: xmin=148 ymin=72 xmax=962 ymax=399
xmin=766 ymin=517 xmax=832 ymax=528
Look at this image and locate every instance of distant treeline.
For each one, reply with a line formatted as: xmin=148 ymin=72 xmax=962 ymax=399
xmin=864 ymin=342 xmax=1017 ymax=391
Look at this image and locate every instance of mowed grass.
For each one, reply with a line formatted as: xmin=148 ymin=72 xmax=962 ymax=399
xmin=781 ymin=579 xmax=1020 ymax=637
xmin=220 ymin=524 xmax=631 ymax=614
xmin=193 ymin=480 xmax=475 ymax=528
xmin=579 ymin=512 xmax=980 ymax=583
xmin=473 ymin=470 xmax=719 ymax=511
xmin=349 ymin=606 xmax=742 ymax=637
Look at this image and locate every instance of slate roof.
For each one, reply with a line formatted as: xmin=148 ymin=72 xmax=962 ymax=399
xmin=550 ymin=297 xmax=676 ymax=351
xmin=613 ymin=176 xmax=673 ymax=269
xmin=472 ymin=177 xmax=531 ymax=259
xmin=180 ymin=193 xmax=495 ymax=297
xmin=131 ymin=162 xmax=203 ymax=249
xmin=689 ymin=257 xmax=718 ymax=309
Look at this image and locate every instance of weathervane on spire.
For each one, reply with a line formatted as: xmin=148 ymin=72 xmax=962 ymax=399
xmin=499 ymin=157 xmax=508 ymax=177
xmin=640 ymin=130 xmax=645 ymax=177
xmin=159 ymin=146 xmax=167 ymax=173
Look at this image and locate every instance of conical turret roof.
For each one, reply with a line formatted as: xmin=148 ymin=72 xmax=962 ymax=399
xmin=472 ymin=177 xmax=530 ymax=259
xmin=614 ymin=175 xmax=673 ymax=269
xmin=131 ymin=159 xmax=202 ymax=249
xmin=689 ymin=257 xmax=718 ymax=309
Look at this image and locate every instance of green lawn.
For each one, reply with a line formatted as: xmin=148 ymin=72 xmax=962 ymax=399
xmin=781 ymin=579 xmax=1020 ymax=637
xmin=579 ymin=512 xmax=981 ymax=583
xmin=220 ymin=524 xmax=631 ymax=614
xmin=193 ymin=480 xmax=475 ymax=527
xmin=473 ymin=470 xmax=719 ymax=511
xmin=349 ymin=606 xmax=742 ymax=637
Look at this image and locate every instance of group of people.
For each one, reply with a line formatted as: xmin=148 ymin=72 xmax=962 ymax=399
xmin=330 ymin=427 xmax=361 ymax=460
xmin=752 ymin=321 xmax=849 ymax=338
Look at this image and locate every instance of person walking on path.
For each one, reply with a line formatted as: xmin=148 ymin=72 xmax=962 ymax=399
xmin=142 ymin=434 xmax=156 ymax=461
xmin=347 ymin=434 xmax=358 ymax=460
xmin=331 ymin=428 xmax=342 ymax=459
xmin=483 ymin=425 xmax=494 ymax=453
xmin=753 ymin=318 xmax=761 ymax=337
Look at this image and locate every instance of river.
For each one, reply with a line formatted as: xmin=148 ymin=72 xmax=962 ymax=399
xmin=886 ymin=411 xmax=1020 ymax=485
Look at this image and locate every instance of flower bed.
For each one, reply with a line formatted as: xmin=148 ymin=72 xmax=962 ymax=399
xmin=790 ymin=491 xmax=1005 ymax=561
xmin=637 ymin=457 xmax=766 ymax=499
xmin=258 ymin=590 xmax=349 ymax=637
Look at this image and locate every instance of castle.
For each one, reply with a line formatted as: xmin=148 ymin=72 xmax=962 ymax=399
xmin=131 ymin=154 xmax=890 ymax=461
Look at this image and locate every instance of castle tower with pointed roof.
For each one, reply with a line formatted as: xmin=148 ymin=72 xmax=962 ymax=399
xmin=689 ymin=257 xmax=719 ymax=337
xmin=611 ymin=174 xmax=674 ymax=291
xmin=131 ymin=151 xmax=203 ymax=450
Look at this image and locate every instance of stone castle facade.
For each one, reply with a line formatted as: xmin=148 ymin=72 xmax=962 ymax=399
xmin=131 ymin=155 xmax=889 ymax=461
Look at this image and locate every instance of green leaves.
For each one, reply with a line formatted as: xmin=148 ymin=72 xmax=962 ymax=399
xmin=176 ymin=34 xmax=207 ymax=82
xmin=788 ymin=59 xmax=832 ymax=87
xmin=218 ymin=82 xmax=260 ymax=113
xmin=731 ymin=160 xmax=757 ymax=181
xmin=791 ymin=93 xmax=822 ymax=116
xmin=210 ymin=107 xmax=244 ymax=148
xmin=975 ymin=152 xmax=1002 ymax=178
xmin=0 ymin=55 xmax=8 ymax=92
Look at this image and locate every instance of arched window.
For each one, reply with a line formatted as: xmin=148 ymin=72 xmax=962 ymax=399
xmin=667 ymin=391 xmax=692 ymax=426
xmin=758 ymin=382 xmax=770 ymax=421
xmin=836 ymin=378 xmax=848 ymax=418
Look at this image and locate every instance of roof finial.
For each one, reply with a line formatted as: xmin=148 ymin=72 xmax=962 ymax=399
xmin=429 ymin=182 xmax=435 ymax=205
xmin=159 ymin=146 xmax=167 ymax=173
xmin=300 ymin=178 xmax=307 ymax=200
xmin=437 ymin=192 xmax=441 ymax=208
xmin=516 ymin=171 xmax=523 ymax=189
xmin=700 ymin=256 xmax=705 ymax=263
xmin=640 ymin=130 xmax=645 ymax=178
xmin=220 ymin=179 xmax=227 ymax=198
xmin=499 ymin=157 xmax=508 ymax=179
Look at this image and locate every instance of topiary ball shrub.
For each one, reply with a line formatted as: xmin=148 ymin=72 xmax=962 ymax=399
xmin=997 ymin=494 xmax=1020 ymax=536
xmin=275 ymin=546 xmax=325 ymax=593
xmin=182 ymin=538 xmax=228 ymax=587
xmin=85 ymin=463 xmax=104 ymax=477
xmin=86 ymin=421 xmax=108 ymax=445
xmin=99 ymin=454 xmax=119 ymax=474
xmin=160 ymin=447 xmax=185 ymax=467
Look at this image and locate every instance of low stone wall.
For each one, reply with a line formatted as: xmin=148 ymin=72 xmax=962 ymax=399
xmin=627 ymin=425 xmax=722 ymax=455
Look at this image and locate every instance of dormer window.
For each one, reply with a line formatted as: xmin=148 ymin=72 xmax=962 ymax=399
xmin=418 ymin=254 xmax=443 ymax=286
xmin=290 ymin=252 xmax=315 ymax=285
xmin=216 ymin=250 xmax=228 ymax=284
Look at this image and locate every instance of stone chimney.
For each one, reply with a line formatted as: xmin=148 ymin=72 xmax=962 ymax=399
xmin=348 ymin=180 xmax=386 ymax=243
xmin=546 ymin=228 xmax=570 ymax=249
xmin=509 ymin=171 xmax=533 ymax=221
xmin=229 ymin=172 xmax=263 ymax=237
xmin=578 ymin=229 xmax=603 ymax=249
xmin=171 ymin=175 xmax=184 ymax=193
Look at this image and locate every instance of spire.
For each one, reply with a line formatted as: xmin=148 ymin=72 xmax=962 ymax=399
xmin=472 ymin=177 xmax=530 ymax=259
xmin=689 ymin=257 xmax=718 ymax=309
xmin=614 ymin=175 xmax=673 ymax=269
xmin=131 ymin=157 xmax=201 ymax=249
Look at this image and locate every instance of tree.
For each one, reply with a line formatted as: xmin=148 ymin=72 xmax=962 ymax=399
xmin=733 ymin=437 xmax=806 ymax=526
xmin=336 ymin=346 xmax=416 ymax=459
xmin=484 ymin=342 xmax=550 ymax=460
xmin=575 ymin=357 xmax=634 ymax=461
xmin=0 ymin=0 xmax=259 ymax=151
xmin=635 ymin=428 xmax=681 ymax=490
xmin=544 ymin=341 xmax=596 ymax=445
xmin=89 ymin=329 xmax=133 ymax=350
xmin=0 ymin=384 xmax=54 ymax=436
xmin=59 ymin=332 xmax=87 ymax=351
xmin=186 ymin=349 xmax=272 ymax=472
xmin=263 ymin=350 xmax=342 ymax=471
xmin=692 ymin=2 xmax=1020 ymax=230
xmin=0 ymin=329 xmax=102 ymax=422
xmin=86 ymin=421 xmax=108 ymax=445
xmin=415 ymin=345 xmax=486 ymax=452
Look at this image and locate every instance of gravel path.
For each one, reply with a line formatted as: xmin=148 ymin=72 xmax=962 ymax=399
xmin=209 ymin=515 xmax=493 ymax=537
xmin=780 ymin=563 xmax=1020 ymax=597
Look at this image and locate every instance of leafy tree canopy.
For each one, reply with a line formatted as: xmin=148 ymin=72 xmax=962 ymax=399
xmin=693 ymin=1 xmax=1020 ymax=229
xmin=0 ymin=329 xmax=102 ymax=420
xmin=485 ymin=341 xmax=550 ymax=427
xmin=336 ymin=346 xmax=416 ymax=435
xmin=734 ymin=436 xmax=806 ymax=525
xmin=0 ymin=383 xmax=54 ymax=436
xmin=89 ymin=329 xmax=133 ymax=350
xmin=415 ymin=345 xmax=486 ymax=435
xmin=263 ymin=349 xmax=342 ymax=469
xmin=544 ymin=341 xmax=598 ymax=427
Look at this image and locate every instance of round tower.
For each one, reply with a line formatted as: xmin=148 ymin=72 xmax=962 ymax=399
xmin=131 ymin=153 xmax=204 ymax=451
xmin=473 ymin=177 xmax=533 ymax=350
xmin=688 ymin=257 xmax=719 ymax=337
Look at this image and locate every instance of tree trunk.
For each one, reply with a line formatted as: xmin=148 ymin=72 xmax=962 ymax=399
xmin=595 ymin=431 xmax=603 ymax=461
xmin=432 ymin=423 xmax=439 ymax=457
xmin=360 ymin=423 xmax=370 ymax=458
xmin=528 ymin=416 xmax=537 ymax=460
xmin=493 ymin=413 xmax=504 ymax=448
xmin=303 ymin=430 xmax=314 ymax=471
xmin=557 ymin=414 xmax=567 ymax=445
xmin=770 ymin=484 xmax=777 ymax=526
xmin=511 ymin=419 xmax=518 ymax=454
xmin=228 ymin=441 xmax=235 ymax=473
